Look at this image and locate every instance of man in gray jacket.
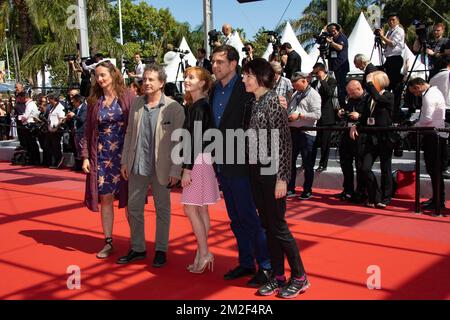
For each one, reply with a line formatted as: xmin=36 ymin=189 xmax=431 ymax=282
xmin=286 ymin=71 xmax=321 ymax=200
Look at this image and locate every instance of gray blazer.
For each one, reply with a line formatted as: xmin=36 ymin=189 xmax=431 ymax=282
xmin=121 ymin=94 xmax=185 ymax=185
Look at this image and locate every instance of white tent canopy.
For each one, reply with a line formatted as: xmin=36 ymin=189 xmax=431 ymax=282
xmin=403 ymin=46 xmax=427 ymax=79
xmin=262 ymin=21 xmax=314 ymax=72
xmin=164 ymin=37 xmax=197 ymax=83
xmin=347 ymin=12 xmax=382 ymax=72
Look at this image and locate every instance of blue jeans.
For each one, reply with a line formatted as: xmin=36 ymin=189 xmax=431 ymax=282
xmin=288 ymin=129 xmax=316 ymax=193
xmin=217 ymin=173 xmax=271 ymax=270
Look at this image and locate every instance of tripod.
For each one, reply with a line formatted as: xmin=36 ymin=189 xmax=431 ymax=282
xmin=315 ymin=48 xmax=328 ymax=71
xmin=401 ymin=41 xmax=430 ymax=96
xmin=175 ymin=53 xmax=187 ymax=93
xmin=370 ymin=36 xmax=384 ymax=67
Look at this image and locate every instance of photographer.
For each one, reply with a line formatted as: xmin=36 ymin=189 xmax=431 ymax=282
xmin=280 ymin=42 xmax=301 ymax=80
xmin=66 ymin=94 xmax=87 ymax=172
xmin=408 ymin=77 xmax=447 ymax=213
xmin=46 ymin=92 xmax=66 ymax=169
xmin=413 ymin=23 xmax=448 ymax=78
xmin=222 ymin=24 xmax=233 ymax=45
xmin=271 ymin=61 xmax=293 ymax=104
xmin=378 ymin=13 xmax=405 ymax=112
xmin=67 ymin=53 xmax=83 ymax=87
xmin=354 ymin=54 xmax=378 ymax=89
xmin=335 ymin=80 xmax=367 ymax=202
xmin=18 ymin=90 xmax=40 ymax=165
xmin=326 ymin=23 xmax=350 ymax=106
xmin=350 ymin=71 xmax=394 ymax=208
xmin=126 ymin=52 xmax=145 ymax=83
xmin=196 ymin=48 xmax=212 ymax=73
xmin=310 ymin=63 xmax=338 ymax=173
xmin=242 ymin=43 xmax=255 ymax=67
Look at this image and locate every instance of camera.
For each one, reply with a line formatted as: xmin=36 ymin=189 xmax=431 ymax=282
xmin=141 ymin=56 xmax=156 ymax=64
xmin=64 ymin=54 xmax=77 ymax=62
xmin=263 ymin=31 xmax=282 ymax=57
xmin=242 ymin=47 xmax=250 ymax=53
xmin=208 ymin=29 xmax=222 ymax=47
xmin=313 ymin=32 xmax=332 ymax=55
xmin=412 ymin=19 xmax=430 ymax=44
xmin=173 ymin=48 xmax=190 ymax=55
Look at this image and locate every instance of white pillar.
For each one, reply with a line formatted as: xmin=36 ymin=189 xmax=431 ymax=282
xmin=203 ymin=0 xmax=213 ymax=57
xmin=77 ymin=0 xmax=90 ymax=58
xmin=118 ymin=0 xmax=124 ymax=45
xmin=328 ymin=0 xmax=338 ymax=23
xmin=4 ymin=33 xmax=11 ymax=80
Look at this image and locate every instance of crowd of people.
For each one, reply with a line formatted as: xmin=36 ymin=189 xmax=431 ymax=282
xmin=1 ymin=17 xmax=449 ymax=299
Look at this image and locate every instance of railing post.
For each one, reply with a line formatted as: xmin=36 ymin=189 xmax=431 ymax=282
xmin=435 ymin=129 xmax=441 ymax=216
xmin=415 ymin=129 xmax=421 ymax=214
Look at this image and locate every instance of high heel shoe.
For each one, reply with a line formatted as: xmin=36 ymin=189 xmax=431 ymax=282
xmin=187 ymin=249 xmax=199 ymax=271
xmin=189 ymin=253 xmax=214 ymax=274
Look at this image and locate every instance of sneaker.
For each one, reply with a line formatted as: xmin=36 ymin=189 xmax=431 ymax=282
xmin=152 ymin=250 xmax=167 ymax=267
xmin=286 ymin=190 xmax=296 ymax=198
xmin=247 ymin=268 xmax=271 ymax=287
xmin=277 ymin=276 xmax=310 ymax=299
xmin=315 ymin=166 xmax=327 ymax=173
xmin=257 ymin=277 xmax=285 ymax=296
xmin=442 ymin=170 xmax=450 ymax=180
xmin=299 ymin=191 xmax=312 ymax=200
xmin=334 ymin=191 xmax=353 ymax=201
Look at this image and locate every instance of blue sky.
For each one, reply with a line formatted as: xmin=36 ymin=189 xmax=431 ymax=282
xmin=144 ymin=0 xmax=309 ymax=40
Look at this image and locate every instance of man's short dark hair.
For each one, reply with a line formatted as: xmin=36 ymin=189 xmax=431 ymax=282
xmin=47 ymin=91 xmax=60 ymax=101
xmin=197 ymin=48 xmax=206 ymax=55
xmin=387 ymin=12 xmax=399 ymax=19
xmin=212 ymin=45 xmax=240 ymax=63
xmin=242 ymin=58 xmax=275 ymax=89
xmin=244 ymin=42 xmax=254 ymax=49
xmin=408 ymin=77 xmax=427 ymax=87
xmin=143 ymin=63 xmax=167 ymax=84
xmin=313 ymin=63 xmax=327 ymax=72
xmin=281 ymin=42 xmax=292 ymax=50
xmin=327 ymin=23 xmax=341 ymax=31
xmin=72 ymin=94 xmax=83 ymax=103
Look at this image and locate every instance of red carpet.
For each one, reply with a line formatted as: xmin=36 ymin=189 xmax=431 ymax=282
xmin=0 ymin=163 xmax=449 ymax=300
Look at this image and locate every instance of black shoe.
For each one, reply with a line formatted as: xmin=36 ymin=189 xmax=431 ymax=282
xmin=224 ymin=266 xmax=256 ymax=280
xmin=442 ymin=170 xmax=450 ymax=180
xmin=116 ymin=250 xmax=147 ymax=264
xmin=247 ymin=268 xmax=271 ymax=287
xmin=423 ymin=202 xmax=446 ymax=211
xmin=299 ymin=191 xmax=312 ymax=200
xmin=315 ymin=166 xmax=327 ymax=173
xmin=286 ymin=190 xmax=296 ymax=198
xmin=257 ymin=277 xmax=285 ymax=296
xmin=420 ymin=198 xmax=433 ymax=206
xmin=334 ymin=191 xmax=353 ymax=201
xmin=277 ymin=276 xmax=310 ymax=299
xmin=152 ymin=250 xmax=167 ymax=267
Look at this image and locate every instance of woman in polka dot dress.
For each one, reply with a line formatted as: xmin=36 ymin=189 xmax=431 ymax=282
xmin=181 ymin=67 xmax=220 ymax=274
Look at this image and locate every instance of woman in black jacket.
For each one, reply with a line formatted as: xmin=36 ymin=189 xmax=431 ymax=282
xmin=350 ymin=71 xmax=394 ymax=208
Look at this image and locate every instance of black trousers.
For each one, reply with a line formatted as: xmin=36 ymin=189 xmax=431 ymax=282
xmin=423 ymin=133 xmax=446 ymax=205
xmin=359 ymin=134 xmax=393 ymax=204
xmin=383 ymin=55 xmax=403 ymax=113
xmin=312 ymin=124 xmax=334 ymax=168
xmin=339 ymin=133 xmax=365 ymax=195
xmin=37 ymin=132 xmax=51 ymax=166
xmin=22 ymin=129 xmax=40 ymax=165
xmin=249 ymin=165 xmax=306 ymax=278
xmin=47 ymin=131 xmax=62 ymax=166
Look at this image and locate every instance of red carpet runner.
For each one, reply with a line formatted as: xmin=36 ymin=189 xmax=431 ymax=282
xmin=0 ymin=163 xmax=449 ymax=299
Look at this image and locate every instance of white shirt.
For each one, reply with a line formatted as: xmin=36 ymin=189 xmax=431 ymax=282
xmin=384 ymin=25 xmax=405 ymax=57
xmin=287 ymin=87 xmax=322 ymax=136
xmin=429 ymin=69 xmax=450 ymax=110
xmin=19 ymin=100 xmax=39 ymax=124
xmin=48 ymin=103 xmax=66 ymax=132
xmin=134 ymin=61 xmax=144 ymax=80
xmin=415 ymin=86 xmax=448 ymax=138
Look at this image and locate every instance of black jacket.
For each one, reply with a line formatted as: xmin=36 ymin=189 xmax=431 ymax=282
xmin=210 ymin=77 xmax=254 ymax=177
xmin=359 ymin=82 xmax=394 ymax=129
xmin=362 ymin=63 xmax=379 ymax=89
xmin=311 ymin=76 xmax=338 ymax=125
xmin=196 ymin=58 xmax=212 ymax=73
xmin=182 ymin=98 xmax=214 ymax=170
xmin=284 ymin=50 xmax=302 ymax=80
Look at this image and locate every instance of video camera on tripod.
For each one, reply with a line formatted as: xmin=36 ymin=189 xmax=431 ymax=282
xmin=173 ymin=48 xmax=190 ymax=55
xmin=313 ymin=31 xmax=333 ymax=55
xmin=264 ymin=31 xmax=282 ymax=58
xmin=412 ymin=19 xmax=431 ymax=46
xmin=208 ymin=29 xmax=222 ymax=48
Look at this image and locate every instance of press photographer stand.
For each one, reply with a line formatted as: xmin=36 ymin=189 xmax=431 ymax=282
xmin=402 ymin=41 xmax=430 ymax=95
xmin=370 ymin=36 xmax=385 ymax=66
xmin=175 ymin=53 xmax=187 ymax=93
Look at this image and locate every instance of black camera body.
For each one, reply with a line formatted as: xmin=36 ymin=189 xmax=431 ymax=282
xmin=141 ymin=56 xmax=156 ymax=64
xmin=242 ymin=46 xmax=250 ymax=53
xmin=413 ymin=19 xmax=430 ymax=45
xmin=64 ymin=54 xmax=77 ymax=62
xmin=314 ymin=32 xmax=332 ymax=55
xmin=208 ymin=29 xmax=222 ymax=47
xmin=263 ymin=31 xmax=282 ymax=57
xmin=173 ymin=48 xmax=190 ymax=55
